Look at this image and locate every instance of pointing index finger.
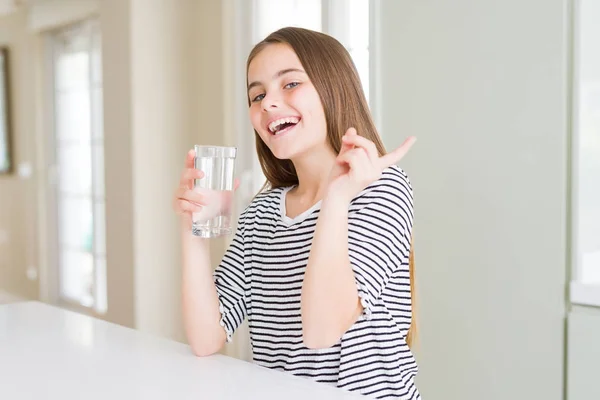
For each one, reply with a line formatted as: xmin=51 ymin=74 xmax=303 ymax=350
xmin=378 ymin=136 xmax=417 ymax=168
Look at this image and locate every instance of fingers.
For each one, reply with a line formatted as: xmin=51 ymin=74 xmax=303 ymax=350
xmin=180 ymin=168 xmax=204 ymax=188
xmin=185 ymin=148 xmax=195 ymax=169
xmin=172 ymin=186 xmax=204 ymax=215
xmin=336 ymin=147 xmax=369 ymax=167
xmin=344 ymin=127 xmax=357 ymax=137
xmin=173 ymin=199 xmax=203 ymax=215
xmin=338 ymin=127 xmax=358 ymax=156
xmin=341 ymin=134 xmax=378 ymax=159
xmin=378 ymin=136 xmax=417 ymax=169
xmin=174 ymin=186 xmax=207 ymax=207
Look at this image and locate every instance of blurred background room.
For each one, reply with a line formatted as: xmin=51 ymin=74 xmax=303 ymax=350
xmin=0 ymin=0 xmax=598 ymax=399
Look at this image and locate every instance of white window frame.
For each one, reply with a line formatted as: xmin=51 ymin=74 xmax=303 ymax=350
xmin=569 ymin=0 xmax=600 ymax=307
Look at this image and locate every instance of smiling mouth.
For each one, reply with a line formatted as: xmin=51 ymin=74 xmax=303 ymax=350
xmin=271 ymin=123 xmax=297 ymax=136
xmin=268 ymin=117 xmax=301 ymax=135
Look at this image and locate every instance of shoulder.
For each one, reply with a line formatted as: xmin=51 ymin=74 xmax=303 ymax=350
xmin=354 ymin=165 xmax=413 ymax=207
xmin=248 ymin=186 xmax=285 ymax=209
xmin=349 ymin=165 xmax=414 ymax=240
xmin=238 ymin=186 xmax=285 ymax=224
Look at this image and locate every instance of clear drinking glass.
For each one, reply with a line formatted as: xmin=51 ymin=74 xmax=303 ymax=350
xmin=192 ymin=145 xmax=237 ymax=238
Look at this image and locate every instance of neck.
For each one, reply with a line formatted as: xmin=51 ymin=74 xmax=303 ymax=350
xmin=290 ymin=145 xmax=336 ymax=203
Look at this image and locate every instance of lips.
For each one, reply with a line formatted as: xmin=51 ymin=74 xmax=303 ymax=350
xmin=266 ymin=116 xmax=301 ymax=135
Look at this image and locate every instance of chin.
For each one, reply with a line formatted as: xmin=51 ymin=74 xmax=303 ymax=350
xmin=270 ymin=148 xmax=296 ymax=161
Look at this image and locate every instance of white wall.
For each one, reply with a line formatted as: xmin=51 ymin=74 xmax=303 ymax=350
xmin=568 ymin=306 xmax=600 ymax=400
xmin=99 ymin=0 xmax=135 ymax=329
xmin=0 ymin=6 xmax=39 ymax=300
xmin=378 ymin=1 xmax=568 ymax=399
xmin=129 ymin=0 xmax=197 ymax=343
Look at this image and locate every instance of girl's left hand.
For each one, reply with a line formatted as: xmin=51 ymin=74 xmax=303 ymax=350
xmin=327 ymin=127 xmax=416 ymax=202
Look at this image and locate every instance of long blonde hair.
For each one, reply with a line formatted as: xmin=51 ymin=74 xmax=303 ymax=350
xmin=246 ymin=27 xmax=416 ymax=347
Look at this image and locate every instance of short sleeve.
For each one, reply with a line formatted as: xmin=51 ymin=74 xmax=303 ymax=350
xmin=213 ymin=210 xmax=249 ymax=342
xmin=348 ymin=166 xmax=414 ymax=319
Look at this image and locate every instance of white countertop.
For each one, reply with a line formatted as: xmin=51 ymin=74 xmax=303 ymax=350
xmin=0 ymin=301 xmax=362 ymax=400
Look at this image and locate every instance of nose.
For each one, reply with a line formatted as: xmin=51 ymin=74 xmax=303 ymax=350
xmin=261 ymin=92 xmax=281 ymax=112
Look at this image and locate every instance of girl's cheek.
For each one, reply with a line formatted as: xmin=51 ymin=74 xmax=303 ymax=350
xmin=249 ymin=103 xmax=260 ymax=118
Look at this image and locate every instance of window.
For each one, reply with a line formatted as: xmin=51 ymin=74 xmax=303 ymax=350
xmin=325 ymin=0 xmax=371 ymax=102
xmin=570 ymin=0 xmax=600 ymax=307
xmin=49 ymin=20 xmax=107 ymax=314
xmin=253 ymin=0 xmax=322 ymax=41
xmin=247 ymin=0 xmax=371 ymax=193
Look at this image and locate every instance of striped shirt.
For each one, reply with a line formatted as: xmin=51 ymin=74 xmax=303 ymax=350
xmin=213 ymin=165 xmax=419 ymax=399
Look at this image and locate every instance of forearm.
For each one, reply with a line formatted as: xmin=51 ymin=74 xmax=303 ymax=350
xmin=301 ymin=193 xmax=362 ymax=349
xmin=181 ymin=225 xmax=226 ymax=356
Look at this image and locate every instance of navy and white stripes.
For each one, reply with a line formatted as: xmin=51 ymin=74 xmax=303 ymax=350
xmin=213 ymin=165 xmax=419 ymax=399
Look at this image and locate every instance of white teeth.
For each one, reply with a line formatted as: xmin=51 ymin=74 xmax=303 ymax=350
xmin=268 ymin=117 xmax=300 ymax=133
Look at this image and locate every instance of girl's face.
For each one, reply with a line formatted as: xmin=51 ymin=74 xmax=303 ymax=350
xmin=247 ymin=44 xmax=328 ymax=161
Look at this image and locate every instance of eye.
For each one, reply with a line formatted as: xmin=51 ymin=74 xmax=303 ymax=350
xmin=251 ymin=93 xmax=265 ymax=102
xmin=284 ymin=82 xmax=300 ymax=89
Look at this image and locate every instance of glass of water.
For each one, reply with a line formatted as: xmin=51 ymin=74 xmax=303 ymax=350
xmin=192 ymin=145 xmax=237 ymax=238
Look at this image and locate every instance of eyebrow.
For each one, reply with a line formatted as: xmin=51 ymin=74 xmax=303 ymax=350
xmin=247 ymin=68 xmax=306 ymax=92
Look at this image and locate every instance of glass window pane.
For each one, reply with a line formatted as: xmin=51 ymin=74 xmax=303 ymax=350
xmin=91 ymin=87 xmax=103 ymax=140
xmin=55 ymin=89 xmax=91 ymax=143
xmin=59 ymin=195 xmax=93 ymax=252
xmin=350 ymin=48 xmax=370 ymax=103
xmin=53 ymin=19 xmax=106 ymax=313
xmin=576 ymin=0 xmax=600 ymax=285
xmin=94 ymin=201 xmax=106 ymax=255
xmin=59 ymin=249 xmax=94 ymax=307
xmin=55 ymin=51 xmax=89 ymax=91
xmin=348 ymin=0 xmax=369 ymax=50
xmin=94 ymin=256 xmax=107 ymax=314
xmin=58 ymin=143 xmax=92 ymax=195
xmin=254 ymin=0 xmax=322 ymax=42
xmin=92 ymin=144 xmax=105 ymax=198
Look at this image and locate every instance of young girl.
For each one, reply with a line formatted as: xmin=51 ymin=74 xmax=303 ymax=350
xmin=174 ymin=27 xmax=419 ymax=399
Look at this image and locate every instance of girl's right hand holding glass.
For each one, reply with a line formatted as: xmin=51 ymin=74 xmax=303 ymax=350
xmin=173 ymin=149 xmax=206 ymax=230
xmin=173 ymin=149 xmax=240 ymax=232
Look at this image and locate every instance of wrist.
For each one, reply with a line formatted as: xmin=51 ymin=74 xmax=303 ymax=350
xmin=180 ymin=216 xmax=193 ymax=233
xmin=323 ymin=188 xmax=352 ymax=209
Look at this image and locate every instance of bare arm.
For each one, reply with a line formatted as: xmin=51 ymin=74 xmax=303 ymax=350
xmin=181 ymin=228 xmax=226 ymax=357
xmin=301 ymin=128 xmax=416 ymax=349
xmin=301 ymin=193 xmax=362 ymax=349
xmin=175 ymin=149 xmax=225 ymax=356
